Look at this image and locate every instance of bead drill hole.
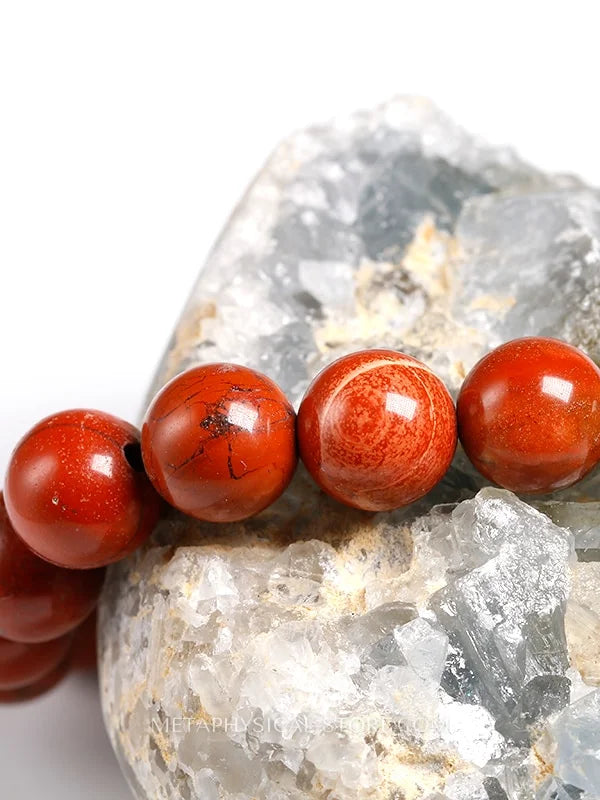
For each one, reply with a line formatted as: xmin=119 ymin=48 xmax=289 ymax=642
xmin=123 ymin=442 xmax=145 ymax=473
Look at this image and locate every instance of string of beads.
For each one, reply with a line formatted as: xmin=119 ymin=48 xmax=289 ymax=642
xmin=2 ymin=336 xmax=600 ymax=699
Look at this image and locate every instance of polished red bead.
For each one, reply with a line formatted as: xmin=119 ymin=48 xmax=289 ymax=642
xmin=297 ymin=349 xmax=457 ymax=511
xmin=457 ymin=337 xmax=600 ymax=493
xmin=0 ymin=492 xmax=104 ymax=642
xmin=0 ymin=657 xmax=70 ymax=703
xmin=141 ymin=364 xmax=297 ymax=522
xmin=4 ymin=409 xmax=161 ymax=569
xmin=0 ymin=633 xmax=72 ymax=691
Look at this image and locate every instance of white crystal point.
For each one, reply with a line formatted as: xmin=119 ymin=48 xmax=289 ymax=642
xmin=100 ymin=97 xmax=600 ymax=799
xmin=392 ymin=617 xmax=448 ymax=684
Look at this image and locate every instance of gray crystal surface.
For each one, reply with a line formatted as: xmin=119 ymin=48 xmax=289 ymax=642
xmin=99 ymin=97 xmax=600 ymax=799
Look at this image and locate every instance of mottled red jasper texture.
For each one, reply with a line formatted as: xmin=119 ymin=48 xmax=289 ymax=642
xmin=142 ymin=364 xmax=297 ymax=522
xmin=0 ymin=492 xmax=104 ymax=642
xmin=4 ymin=410 xmax=161 ymax=569
xmin=0 ymin=633 xmax=72 ymax=691
xmin=457 ymin=337 xmax=600 ymax=493
xmin=297 ymin=349 xmax=457 ymax=511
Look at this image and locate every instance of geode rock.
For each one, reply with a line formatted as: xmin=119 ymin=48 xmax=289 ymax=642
xmin=99 ymin=97 xmax=600 ymax=799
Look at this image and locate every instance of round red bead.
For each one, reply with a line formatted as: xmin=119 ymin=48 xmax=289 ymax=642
xmin=0 ymin=657 xmax=70 ymax=703
xmin=297 ymin=349 xmax=457 ymax=511
xmin=0 ymin=492 xmax=104 ymax=642
xmin=457 ymin=337 xmax=600 ymax=493
xmin=0 ymin=633 xmax=72 ymax=691
xmin=4 ymin=409 xmax=160 ymax=569
xmin=141 ymin=364 xmax=297 ymax=522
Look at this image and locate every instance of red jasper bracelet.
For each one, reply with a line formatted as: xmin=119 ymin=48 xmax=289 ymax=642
xmin=2 ymin=335 xmax=600 ymax=699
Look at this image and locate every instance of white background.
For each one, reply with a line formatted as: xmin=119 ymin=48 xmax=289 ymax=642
xmin=0 ymin=2 xmax=598 ymax=797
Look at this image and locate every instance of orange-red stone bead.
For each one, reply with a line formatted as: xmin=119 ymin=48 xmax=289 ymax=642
xmin=0 ymin=633 xmax=72 ymax=691
xmin=0 ymin=492 xmax=104 ymax=642
xmin=0 ymin=657 xmax=70 ymax=703
xmin=297 ymin=349 xmax=457 ymax=511
xmin=4 ymin=410 xmax=161 ymax=569
xmin=141 ymin=364 xmax=297 ymax=522
xmin=457 ymin=337 xmax=600 ymax=493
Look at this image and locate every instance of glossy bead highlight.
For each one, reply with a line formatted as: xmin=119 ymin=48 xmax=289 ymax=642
xmin=297 ymin=349 xmax=457 ymax=511
xmin=142 ymin=364 xmax=297 ymax=522
xmin=457 ymin=337 xmax=600 ymax=493
xmin=0 ymin=493 xmax=104 ymax=642
xmin=4 ymin=410 xmax=161 ymax=569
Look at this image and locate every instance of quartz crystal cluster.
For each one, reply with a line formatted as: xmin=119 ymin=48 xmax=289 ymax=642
xmin=99 ymin=97 xmax=600 ymax=799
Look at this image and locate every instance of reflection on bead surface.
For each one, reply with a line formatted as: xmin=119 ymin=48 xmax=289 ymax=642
xmin=142 ymin=364 xmax=297 ymax=522
xmin=4 ymin=410 xmax=161 ymax=569
xmin=0 ymin=633 xmax=72 ymax=691
xmin=297 ymin=349 xmax=457 ymax=511
xmin=457 ymin=337 xmax=600 ymax=493
xmin=0 ymin=493 xmax=104 ymax=642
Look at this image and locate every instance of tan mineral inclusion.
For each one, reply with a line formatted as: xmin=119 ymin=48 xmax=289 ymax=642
xmin=100 ymin=97 xmax=600 ymax=799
